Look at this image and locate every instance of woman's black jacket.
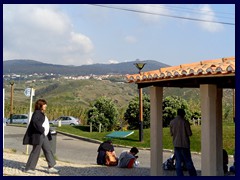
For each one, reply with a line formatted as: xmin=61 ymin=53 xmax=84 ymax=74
xmin=23 ymin=110 xmax=52 ymax=145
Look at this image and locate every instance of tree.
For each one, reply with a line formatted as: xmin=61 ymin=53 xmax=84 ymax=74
xmin=162 ymin=96 xmax=191 ymax=127
xmin=124 ymin=95 xmax=192 ymax=129
xmin=188 ymin=98 xmax=201 ymax=121
xmin=124 ymin=94 xmax=150 ymax=130
xmin=87 ymin=96 xmax=119 ymax=132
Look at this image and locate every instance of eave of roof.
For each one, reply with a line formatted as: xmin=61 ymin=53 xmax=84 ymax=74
xmin=126 ymin=56 xmax=235 ymax=88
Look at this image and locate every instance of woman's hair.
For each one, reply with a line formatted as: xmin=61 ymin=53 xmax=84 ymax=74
xmin=35 ymin=99 xmax=47 ymax=111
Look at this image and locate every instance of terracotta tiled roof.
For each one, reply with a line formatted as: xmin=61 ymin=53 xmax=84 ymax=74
xmin=126 ymin=56 xmax=235 ymax=83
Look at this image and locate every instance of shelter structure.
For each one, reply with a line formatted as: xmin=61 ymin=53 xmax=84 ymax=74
xmin=126 ymin=56 xmax=235 ymax=176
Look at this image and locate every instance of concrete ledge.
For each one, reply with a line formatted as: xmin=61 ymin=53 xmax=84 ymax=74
xmin=57 ymin=131 xmax=103 ymax=144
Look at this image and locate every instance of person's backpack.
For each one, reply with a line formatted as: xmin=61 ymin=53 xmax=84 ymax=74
xmin=105 ymin=151 xmax=118 ymax=166
xmin=162 ymin=154 xmax=187 ymax=171
xmin=162 ymin=155 xmax=175 ymax=170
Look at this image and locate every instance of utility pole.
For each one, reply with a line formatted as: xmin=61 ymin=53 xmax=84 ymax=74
xmin=9 ymin=81 xmax=14 ymax=124
xmin=134 ymin=61 xmax=146 ymax=142
xmin=233 ymin=89 xmax=235 ymax=120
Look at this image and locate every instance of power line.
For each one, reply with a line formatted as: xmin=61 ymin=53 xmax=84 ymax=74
xmin=89 ymin=4 xmax=235 ymax=26
xmin=157 ymin=4 xmax=235 ymax=16
xmin=145 ymin=4 xmax=234 ymax=20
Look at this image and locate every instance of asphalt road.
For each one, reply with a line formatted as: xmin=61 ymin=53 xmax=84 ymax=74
xmin=3 ymin=125 xmax=154 ymax=168
xmin=5 ymin=125 xmax=232 ymax=171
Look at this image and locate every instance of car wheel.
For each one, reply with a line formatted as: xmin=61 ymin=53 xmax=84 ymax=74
xmin=70 ymin=123 xmax=75 ymax=126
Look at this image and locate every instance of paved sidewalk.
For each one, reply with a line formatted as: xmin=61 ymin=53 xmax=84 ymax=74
xmin=4 ymin=149 xmax=202 ymax=176
xmin=3 ymin=149 xmax=151 ymax=176
xmin=4 ymin=148 xmax=235 ymax=176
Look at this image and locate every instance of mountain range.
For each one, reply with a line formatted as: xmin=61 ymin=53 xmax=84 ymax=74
xmin=3 ymin=59 xmax=169 ymax=75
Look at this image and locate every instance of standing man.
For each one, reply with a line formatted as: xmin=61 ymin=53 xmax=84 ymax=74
xmin=170 ymin=108 xmax=197 ymax=176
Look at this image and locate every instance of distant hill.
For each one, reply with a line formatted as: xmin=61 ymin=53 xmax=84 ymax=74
xmin=3 ymin=59 xmax=169 ymax=75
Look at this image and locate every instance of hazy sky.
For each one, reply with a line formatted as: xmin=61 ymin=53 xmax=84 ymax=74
xmin=3 ymin=4 xmax=235 ymax=66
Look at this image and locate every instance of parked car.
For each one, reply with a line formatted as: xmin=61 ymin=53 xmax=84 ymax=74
xmin=49 ymin=116 xmax=80 ymax=126
xmin=3 ymin=118 xmax=7 ymax=125
xmin=6 ymin=114 xmax=29 ymax=124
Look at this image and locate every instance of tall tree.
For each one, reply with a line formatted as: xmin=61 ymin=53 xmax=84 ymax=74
xmin=87 ymin=96 xmax=119 ymax=132
xmin=162 ymin=95 xmax=191 ymax=127
xmin=124 ymin=94 xmax=150 ymax=130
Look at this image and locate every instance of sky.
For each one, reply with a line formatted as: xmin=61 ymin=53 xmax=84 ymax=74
xmin=3 ymin=4 xmax=235 ymax=66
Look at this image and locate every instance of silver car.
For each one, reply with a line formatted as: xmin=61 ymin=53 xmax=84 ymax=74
xmin=49 ymin=116 xmax=80 ymax=126
xmin=6 ymin=114 xmax=29 ymax=124
xmin=3 ymin=118 xmax=7 ymax=125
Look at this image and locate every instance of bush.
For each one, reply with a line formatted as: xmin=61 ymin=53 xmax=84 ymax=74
xmin=162 ymin=96 xmax=191 ymax=127
xmin=124 ymin=94 xmax=150 ymax=130
xmin=124 ymin=95 xmax=192 ymax=129
xmin=87 ymin=96 xmax=119 ymax=132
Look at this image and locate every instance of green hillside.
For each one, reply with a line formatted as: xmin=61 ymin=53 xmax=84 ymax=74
xmin=3 ymin=78 xmax=137 ymax=119
xmin=3 ymin=78 xmax=234 ymax=124
xmin=36 ymin=79 xmax=137 ymax=108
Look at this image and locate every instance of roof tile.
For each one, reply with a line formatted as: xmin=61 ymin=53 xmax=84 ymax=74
xmin=126 ymin=56 xmax=235 ymax=83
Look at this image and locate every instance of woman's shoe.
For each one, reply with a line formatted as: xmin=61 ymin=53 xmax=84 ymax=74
xmin=24 ymin=169 xmax=36 ymax=174
xmin=48 ymin=167 xmax=59 ymax=173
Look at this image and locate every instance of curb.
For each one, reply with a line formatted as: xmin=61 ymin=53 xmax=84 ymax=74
xmin=56 ymin=131 xmax=194 ymax=155
xmin=57 ymin=131 xmax=103 ymax=144
xmin=7 ymin=125 xmax=233 ymax=158
xmin=57 ymin=131 xmax=151 ymax=150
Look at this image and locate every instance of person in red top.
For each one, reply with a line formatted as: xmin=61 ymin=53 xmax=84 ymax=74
xmin=118 ymin=147 xmax=139 ymax=168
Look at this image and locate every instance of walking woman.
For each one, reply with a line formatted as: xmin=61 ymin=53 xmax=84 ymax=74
xmin=23 ymin=99 xmax=59 ymax=174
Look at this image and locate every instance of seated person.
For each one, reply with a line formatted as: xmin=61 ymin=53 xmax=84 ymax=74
xmin=118 ymin=147 xmax=139 ymax=168
xmin=96 ymin=140 xmax=117 ymax=165
xmin=230 ymin=149 xmax=235 ymax=173
xmin=223 ymin=149 xmax=229 ymax=174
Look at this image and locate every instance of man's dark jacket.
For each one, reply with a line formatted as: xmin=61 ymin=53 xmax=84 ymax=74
xmin=23 ymin=110 xmax=52 ymax=145
xmin=96 ymin=141 xmax=114 ymax=165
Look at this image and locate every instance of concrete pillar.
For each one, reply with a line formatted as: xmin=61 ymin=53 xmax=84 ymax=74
xmin=150 ymin=86 xmax=163 ymax=176
xmin=216 ymin=88 xmax=223 ymax=175
xmin=200 ymin=84 xmax=223 ymax=176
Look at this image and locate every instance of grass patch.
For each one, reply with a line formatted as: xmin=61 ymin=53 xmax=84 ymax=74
xmin=57 ymin=124 xmax=235 ymax=155
xmin=8 ymin=124 xmax=235 ymax=155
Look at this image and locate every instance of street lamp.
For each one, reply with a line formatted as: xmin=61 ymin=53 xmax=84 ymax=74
xmin=134 ymin=62 xmax=146 ymax=142
xmin=134 ymin=62 xmax=146 ymax=74
xmin=9 ymin=81 xmax=14 ymax=124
